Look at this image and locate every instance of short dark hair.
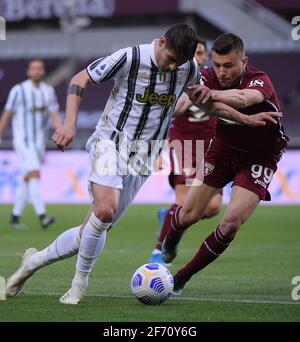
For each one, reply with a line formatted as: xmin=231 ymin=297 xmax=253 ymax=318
xmin=212 ymin=33 xmax=244 ymax=56
xmin=164 ymin=23 xmax=198 ymax=63
xmin=28 ymin=58 xmax=44 ymax=67
xmin=197 ymin=37 xmax=207 ymax=52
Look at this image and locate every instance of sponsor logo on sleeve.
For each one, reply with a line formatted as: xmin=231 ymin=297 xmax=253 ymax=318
xmin=248 ymin=79 xmax=264 ymax=88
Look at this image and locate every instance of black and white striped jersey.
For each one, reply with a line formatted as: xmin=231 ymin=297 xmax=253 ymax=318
xmin=5 ymin=79 xmax=59 ymax=148
xmin=86 ymin=40 xmax=201 ymax=146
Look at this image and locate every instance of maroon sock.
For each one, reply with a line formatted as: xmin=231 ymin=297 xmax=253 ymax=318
xmin=176 ymin=226 xmax=234 ymax=282
xmin=166 ymin=204 xmax=188 ymax=247
xmin=155 ymin=204 xmax=177 ymax=250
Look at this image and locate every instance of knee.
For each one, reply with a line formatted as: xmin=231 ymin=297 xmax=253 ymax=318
xmin=219 ymin=214 xmax=242 ymax=238
xmin=93 ymin=205 xmax=116 ymax=223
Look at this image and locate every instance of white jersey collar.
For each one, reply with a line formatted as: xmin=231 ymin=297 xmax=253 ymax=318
xmin=149 ymin=39 xmax=159 ymax=69
xmin=26 ymin=79 xmax=43 ymax=89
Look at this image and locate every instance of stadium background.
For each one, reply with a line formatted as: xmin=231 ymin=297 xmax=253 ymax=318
xmin=1 ymin=0 xmax=300 ymax=205
xmin=0 ymin=0 xmax=300 ymax=323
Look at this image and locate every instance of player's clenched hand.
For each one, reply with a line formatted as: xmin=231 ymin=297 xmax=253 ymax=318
xmin=186 ymin=85 xmax=212 ymax=105
xmin=52 ymin=125 xmax=76 ymax=151
xmin=242 ymin=111 xmax=283 ymax=127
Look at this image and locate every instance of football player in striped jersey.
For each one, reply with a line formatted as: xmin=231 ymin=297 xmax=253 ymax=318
xmin=0 ymin=59 xmax=61 ymax=230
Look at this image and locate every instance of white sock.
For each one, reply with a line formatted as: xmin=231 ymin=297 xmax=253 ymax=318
xmin=28 ymin=226 xmax=81 ymax=272
xmin=28 ymin=177 xmax=46 ymax=216
xmin=12 ymin=180 xmax=28 ymax=216
xmin=71 ymin=269 xmax=89 ymax=290
xmin=75 ymin=213 xmax=110 ymax=280
xmin=152 ymin=248 xmax=161 ymax=254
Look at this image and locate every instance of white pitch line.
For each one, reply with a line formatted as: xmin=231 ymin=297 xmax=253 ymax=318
xmin=23 ymin=291 xmax=299 ymax=306
xmin=0 ymin=250 xmax=130 ymax=257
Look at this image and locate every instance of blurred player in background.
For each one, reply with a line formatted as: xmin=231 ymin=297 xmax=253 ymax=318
xmin=5 ymin=25 xmax=280 ymax=305
xmin=0 ymin=59 xmax=61 ymax=230
xmin=149 ymin=38 xmax=223 ymax=265
xmin=161 ymin=33 xmax=289 ymax=294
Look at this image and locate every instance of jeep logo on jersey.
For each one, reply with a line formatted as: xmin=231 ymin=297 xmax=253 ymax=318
xmin=32 ymin=106 xmax=47 ymax=112
xmin=136 ymin=87 xmax=176 ymax=107
xmin=248 ymin=79 xmax=264 ymax=88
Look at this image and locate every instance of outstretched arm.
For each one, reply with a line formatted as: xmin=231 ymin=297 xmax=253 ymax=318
xmin=187 ymin=85 xmax=282 ymax=127
xmin=52 ymin=69 xmax=93 ymax=151
xmin=211 ymin=89 xmax=264 ymax=109
xmin=204 ymin=101 xmax=281 ymax=127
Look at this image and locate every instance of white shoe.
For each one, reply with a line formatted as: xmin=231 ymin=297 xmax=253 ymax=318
xmin=10 ymin=222 xmax=29 ymax=231
xmin=59 ymin=276 xmax=88 ymax=305
xmin=5 ymin=248 xmax=38 ymax=297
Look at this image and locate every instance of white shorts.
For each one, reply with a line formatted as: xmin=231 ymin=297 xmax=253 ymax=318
xmin=14 ymin=144 xmax=44 ymax=174
xmin=86 ymin=134 xmax=150 ymax=226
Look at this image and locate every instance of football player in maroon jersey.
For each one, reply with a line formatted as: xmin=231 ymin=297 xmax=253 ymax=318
xmin=150 ymin=39 xmax=222 ymax=265
xmin=161 ymin=33 xmax=289 ymax=294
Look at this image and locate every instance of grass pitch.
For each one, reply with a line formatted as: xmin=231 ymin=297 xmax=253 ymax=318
xmin=0 ymin=204 xmax=299 ymax=322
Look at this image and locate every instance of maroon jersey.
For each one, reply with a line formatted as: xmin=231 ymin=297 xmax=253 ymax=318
xmin=202 ymin=66 xmax=289 ymax=156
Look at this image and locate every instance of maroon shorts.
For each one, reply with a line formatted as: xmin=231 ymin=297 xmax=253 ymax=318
xmin=203 ymin=139 xmax=280 ymax=201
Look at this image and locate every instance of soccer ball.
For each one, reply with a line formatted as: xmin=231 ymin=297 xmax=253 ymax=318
xmin=130 ymin=263 xmax=174 ymax=305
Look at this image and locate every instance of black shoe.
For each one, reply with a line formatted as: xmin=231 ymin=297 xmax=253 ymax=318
xmin=172 ymin=275 xmax=186 ymax=296
xmin=40 ymin=215 xmax=55 ymax=229
xmin=161 ymin=237 xmax=177 ymax=263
